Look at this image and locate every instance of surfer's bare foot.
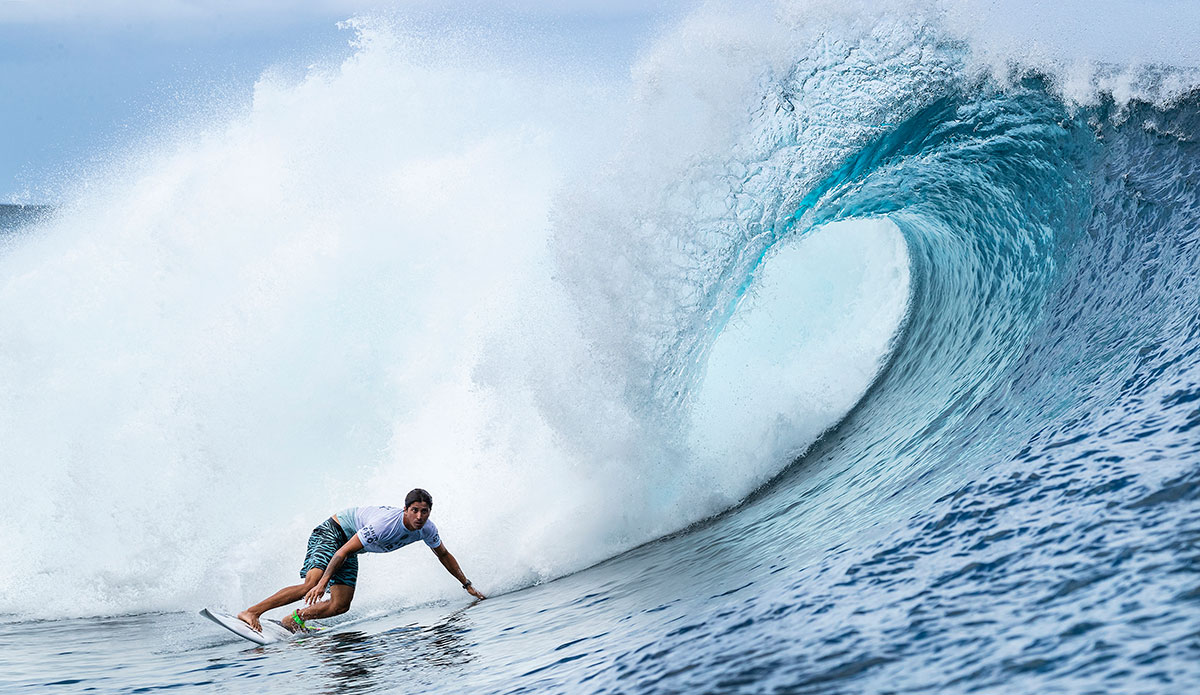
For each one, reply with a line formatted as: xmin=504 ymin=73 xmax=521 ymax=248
xmin=281 ymin=612 xmax=300 ymax=633
xmin=237 ymin=610 xmax=263 ymax=632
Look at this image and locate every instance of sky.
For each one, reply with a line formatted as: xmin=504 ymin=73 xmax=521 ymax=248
xmin=5 ymin=0 xmax=1199 ymax=203
xmin=0 ymin=0 xmax=696 ymax=202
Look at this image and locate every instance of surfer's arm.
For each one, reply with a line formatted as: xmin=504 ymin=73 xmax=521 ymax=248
xmin=432 ymin=544 xmax=486 ymax=600
xmin=304 ymin=534 xmax=364 ymax=605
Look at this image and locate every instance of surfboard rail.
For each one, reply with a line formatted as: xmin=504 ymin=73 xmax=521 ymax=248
xmin=200 ymin=608 xmax=293 ymax=645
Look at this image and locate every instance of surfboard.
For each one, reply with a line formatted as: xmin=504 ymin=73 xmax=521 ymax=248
xmin=199 ymin=608 xmax=295 ymax=645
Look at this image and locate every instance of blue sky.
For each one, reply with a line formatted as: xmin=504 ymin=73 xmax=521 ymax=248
xmin=0 ymin=1 xmax=695 ymax=202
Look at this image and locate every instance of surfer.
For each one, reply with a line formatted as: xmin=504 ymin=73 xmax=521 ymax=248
xmin=237 ymin=488 xmax=485 ymax=633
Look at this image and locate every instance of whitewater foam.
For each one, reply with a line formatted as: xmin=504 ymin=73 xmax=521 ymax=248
xmin=0 ymin=14 xmax=909 ymax=619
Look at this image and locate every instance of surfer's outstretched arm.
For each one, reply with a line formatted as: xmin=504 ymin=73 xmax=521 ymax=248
xmin=433 ymin=544 xmax=486 ymax=599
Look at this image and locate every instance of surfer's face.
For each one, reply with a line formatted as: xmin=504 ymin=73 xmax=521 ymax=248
xmin=404 ymin=501 xmax=431 ymax=530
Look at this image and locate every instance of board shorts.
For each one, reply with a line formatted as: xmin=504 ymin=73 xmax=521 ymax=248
xmin=300 ymin=518 xmax=359 ymax=587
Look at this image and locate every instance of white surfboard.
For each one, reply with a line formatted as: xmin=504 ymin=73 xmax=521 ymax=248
xmin=200 ymin=608 xmax=295 ymax=645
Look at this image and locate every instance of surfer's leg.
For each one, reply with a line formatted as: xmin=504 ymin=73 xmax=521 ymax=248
xmin=284 ymin=590 xmax=354 ymax=629
xmin=238 ymin=568 xmax=323 ymax=631
xmin=283 ymin=583 xmax=354 ymax=631
xmin=243 ymin=519 xmax=346 ymax=631
xmin=313 ymin=583 xmax=355 ymax=617
xmin=327 ymin=583 xmax=354 ymax=615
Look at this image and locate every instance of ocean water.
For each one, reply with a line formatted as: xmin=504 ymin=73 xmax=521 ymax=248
xmin=2 ymin=2 xmax=1200 ymax=693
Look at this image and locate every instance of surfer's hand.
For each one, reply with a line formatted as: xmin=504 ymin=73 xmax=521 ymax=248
xmin=304 ymin=584 xmax=325 ymax=605
xmin=466 ymin=585 xmax=486 ymax=600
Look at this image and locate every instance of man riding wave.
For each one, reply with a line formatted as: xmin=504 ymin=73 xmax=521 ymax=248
xmin=238 ymin=488 xmax=485 ymax=632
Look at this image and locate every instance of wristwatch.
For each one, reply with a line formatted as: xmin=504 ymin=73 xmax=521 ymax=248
xmin=462 ymin=580 xmax=473 ymax=589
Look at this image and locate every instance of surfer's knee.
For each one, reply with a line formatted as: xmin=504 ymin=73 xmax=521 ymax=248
xmin=320 ymin=594 xmax=352 ymax=616
xmin=328 ymin=585 xmax=354 ymax=615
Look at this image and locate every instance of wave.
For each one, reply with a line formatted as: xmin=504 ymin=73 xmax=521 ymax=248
xmin=1 ymin=1 xmax=1198 ymax=625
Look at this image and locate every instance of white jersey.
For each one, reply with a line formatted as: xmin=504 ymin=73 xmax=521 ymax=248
xmin=334 ymin=505 xmax=442 ymax=553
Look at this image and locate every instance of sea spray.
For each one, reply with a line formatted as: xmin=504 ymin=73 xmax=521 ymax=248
xmin=0 ymin=13 xmax=906 ymax=618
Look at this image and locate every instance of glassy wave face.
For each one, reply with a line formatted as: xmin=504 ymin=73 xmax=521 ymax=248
xmin=2 ymin=3 xmax=1200 ymax=693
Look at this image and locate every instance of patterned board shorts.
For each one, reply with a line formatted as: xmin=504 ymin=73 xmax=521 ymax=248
xmin=300 ymin=518 xmax=359 ymax=587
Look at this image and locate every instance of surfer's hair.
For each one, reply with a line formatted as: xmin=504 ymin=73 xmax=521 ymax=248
xmin=405 ymin=488 xmax=433 ymax=509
